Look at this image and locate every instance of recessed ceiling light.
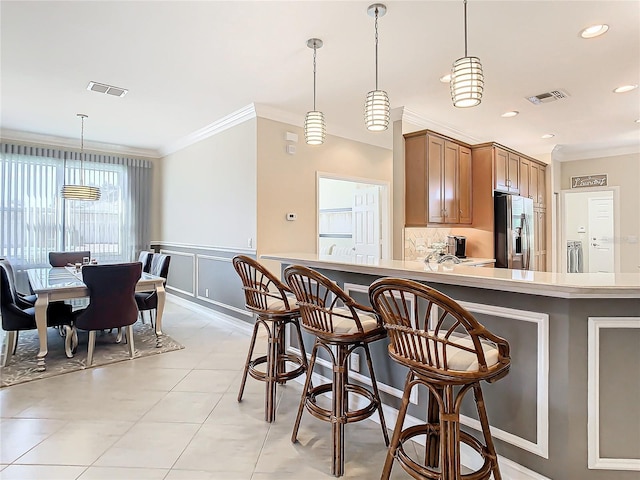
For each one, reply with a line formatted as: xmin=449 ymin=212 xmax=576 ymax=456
xmin=439 ymin=74 xmax=451 ymax=83
xmin=613 ymin=84 xmax=638 ymax=93
xmin=636 ymin=119 xmax=640 ymax=123
xmin=501 ymin=111 xmax=519 ymax=118
xmin=541 ymin=134 xmax=555 ymax=139
xmin=580 ymin=24 xmax=609 ymax=39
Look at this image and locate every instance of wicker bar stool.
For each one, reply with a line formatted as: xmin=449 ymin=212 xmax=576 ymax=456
xmin=232 ymin=255 xmax=308 ymax=423
xmin=284 ymin=265 xmax=389 ymax=477
xmin=369 ymin=278 xmax=511 ymax=480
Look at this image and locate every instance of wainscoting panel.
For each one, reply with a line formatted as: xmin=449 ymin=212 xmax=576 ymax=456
xmin=151 ymin=242 xmax=254 ymax=322
xmin=159 ymin=249 xmax=195 ymax=296
xmin=588 ymin=317 xmax=640 ymax=471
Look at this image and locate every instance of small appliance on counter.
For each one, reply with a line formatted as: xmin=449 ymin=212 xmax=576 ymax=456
xmin=447 ymin=235 xmax=467 ymax=258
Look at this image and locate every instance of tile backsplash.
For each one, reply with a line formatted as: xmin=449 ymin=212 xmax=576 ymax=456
xmin=404 ymin=227 xmax=452 ymax=260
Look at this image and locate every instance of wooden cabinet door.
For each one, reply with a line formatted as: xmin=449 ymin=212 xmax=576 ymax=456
xmin=534 ymin=208 xmax=547 ymax=271
xmin=404 ymin=135 xmax=428 ymax=226
xmin=494 ymin=148 xmax=509 ymax=192
xmin=427 ymin=135 xmax=445 ymax=223
xmin=520 ymin=157 xmax=531 ymax=199
xmin=508 ymin=152 xmax=520 ymax=194
xmin=458 ymin=145 xmax=472 ymax=224
xmin=529 ymin=161 xmax=539 ymax=203
xmin=537 ymin=164 xmax=546 ymax=207
xmin=443 ymin=141 xmax=459 ymax=223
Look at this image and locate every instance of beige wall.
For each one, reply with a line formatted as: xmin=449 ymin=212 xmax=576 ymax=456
xmin=156 ymin=120 xmax=257 ymax=248
xmin=256 ymin=117 xmax=392 ymax=273
xmin=560 ymin=152 xmax=640 ymax=273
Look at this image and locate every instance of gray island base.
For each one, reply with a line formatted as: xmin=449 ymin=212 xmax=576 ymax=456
xmin=262 ymin=253 xmax=640 ymax=480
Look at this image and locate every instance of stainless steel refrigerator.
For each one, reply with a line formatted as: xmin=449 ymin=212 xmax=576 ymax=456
xmin=494 ymin=194 xmax=535 ymax=269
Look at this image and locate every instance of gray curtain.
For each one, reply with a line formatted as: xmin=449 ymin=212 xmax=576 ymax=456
xmin=1 ymin=142 xmax=152 ymax=268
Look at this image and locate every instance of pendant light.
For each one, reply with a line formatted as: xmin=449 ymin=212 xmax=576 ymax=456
xmin=364 ymin=3 xmax=390 ymax=131
xmin=450 ymin=0 xmax=484 ymax=108
xmin=304 ymin=38 xmax=326 ymax=145
xmin=62 ymin=114 xmax=101 ymax=201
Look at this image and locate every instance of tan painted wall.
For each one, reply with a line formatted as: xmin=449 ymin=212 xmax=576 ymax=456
xmin=560 ymin=153 xmax=640 ymax=273
xmin=157 ymin=120 xmax=257 ymax=248
xmin=256 ymin=117 xmax=392 ymax=273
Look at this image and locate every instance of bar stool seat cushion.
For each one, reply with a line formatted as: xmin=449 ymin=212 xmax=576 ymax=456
xmin=266 ymin=293 xmax=298 ymax=312
xmin=416 ymin=333 xmax=499 ymax=372
xmin=331 ymin=307 xmax=380 ymax=334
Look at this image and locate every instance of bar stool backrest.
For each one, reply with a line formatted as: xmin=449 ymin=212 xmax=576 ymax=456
xmin=369 ymin=277 xmax=510 ymax=381
xmin=232 ymin=255 xmax=294 ymax=314
xmin=284 ymin=264 xmax=380 ymax=338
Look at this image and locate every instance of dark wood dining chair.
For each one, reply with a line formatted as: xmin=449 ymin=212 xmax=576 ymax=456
xmin=135 ymin=253 xmax=169 ymax=326
xmin=369 ymin=277 xmax=511 ymax=480
xmin=284 ymin=264 xmax=389 ymax=477
xmin=72 ymin=262 xmax=142 ymax=366
xmin=1 ymin=260 xmax=76 ymax=366
xmin=48 ymin=250 xmax=91 ymax=267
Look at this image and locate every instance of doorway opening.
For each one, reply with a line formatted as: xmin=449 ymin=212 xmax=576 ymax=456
xmin=560 ymin=187 xmax=619 ymax=273
xmin=317 ymin=173 xmax=391 ymax=264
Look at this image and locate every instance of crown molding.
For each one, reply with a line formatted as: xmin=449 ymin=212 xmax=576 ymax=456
xmin=160 ymin=104 xmax=257 ymax=157
xmin=399 ymin=107 xmax=484 ymax=145
xmin=0 ymin=129 xmax=161 ymax=159
xmin=254 ymin=103 xmax=303 ymax=128
xmin=552 ymin=141 xmax=640 ymax=162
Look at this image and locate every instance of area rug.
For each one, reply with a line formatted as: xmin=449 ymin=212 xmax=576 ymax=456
xmin=0 ymin=323 xmax=184 ymax=388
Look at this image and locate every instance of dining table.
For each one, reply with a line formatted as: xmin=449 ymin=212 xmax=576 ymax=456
xmin=26 ymin=265 xmax=167 ymax=371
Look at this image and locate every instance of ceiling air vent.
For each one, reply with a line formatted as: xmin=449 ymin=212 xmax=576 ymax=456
xmin=87 ymin=81 xmax=128 ymax=98
xmin=526 ymin=89 xmax=569 ymax=105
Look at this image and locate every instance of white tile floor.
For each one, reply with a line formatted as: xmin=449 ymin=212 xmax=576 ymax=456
xmin=0 ymin=301 xmax=414 ymax=479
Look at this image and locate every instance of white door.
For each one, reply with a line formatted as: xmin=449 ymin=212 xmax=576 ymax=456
xmin=352 ymin=186 xmax=380 ymax=265
xmin=588 ymin=197 xmax=614 ymax=273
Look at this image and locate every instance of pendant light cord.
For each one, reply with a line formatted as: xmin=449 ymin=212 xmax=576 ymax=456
xmin=374 ymin=7 xmax=379 ymax=90
xmin=312 ymin=44 xmax=317 ymax=111
xmin=463 ymin=0 xmax=468 ymax=57
xmin=80 ymin=115 xmax=85 ymax=185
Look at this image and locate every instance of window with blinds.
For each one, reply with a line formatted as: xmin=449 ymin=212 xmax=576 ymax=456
xmin=1 ymin=143 xmax=152 ymax=268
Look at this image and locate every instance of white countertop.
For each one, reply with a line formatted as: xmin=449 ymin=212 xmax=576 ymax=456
xmin=261 ymin=253 xmax=640 ymax=299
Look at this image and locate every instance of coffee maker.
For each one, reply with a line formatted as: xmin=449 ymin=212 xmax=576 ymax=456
xmin=447 ymin=235 xmax=467 ymax=258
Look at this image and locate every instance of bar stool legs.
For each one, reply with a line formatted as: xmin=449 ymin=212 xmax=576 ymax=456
xmin=237 ymin=314 xmax=308 ymax=423
xmin=293 ymin=338 xmax=389 ymax=477
xmin=382 ymin=374 xmax=502 ymax=480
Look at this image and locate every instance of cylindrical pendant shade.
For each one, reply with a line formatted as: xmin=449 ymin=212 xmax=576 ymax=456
xmin=451 ymin=56 xmax=484 ymax=108
xmin=364 ymin=90 xmax=390 ymax=131
xmin=304 ymin=110 xmax=326 ymax=145
xmin=61 ymin=184 xmax=101 ymax=201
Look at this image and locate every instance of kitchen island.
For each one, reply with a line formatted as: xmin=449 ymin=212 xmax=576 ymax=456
xmin=263 ymin=253 xmax=640 ymax=480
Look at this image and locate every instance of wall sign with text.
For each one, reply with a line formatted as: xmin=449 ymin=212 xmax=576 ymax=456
xmin=571 ymin=174 xmax=608 ymax=188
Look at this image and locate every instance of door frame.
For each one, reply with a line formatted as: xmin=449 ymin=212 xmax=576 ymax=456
xmin=559 ymin=186 xmax=620 ymax=274
xmin=316 ymin=172 xmax=391 ymax=260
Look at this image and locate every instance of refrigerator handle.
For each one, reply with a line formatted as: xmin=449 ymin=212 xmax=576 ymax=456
xmin=522 ymin=213 xmax=531 ymax=270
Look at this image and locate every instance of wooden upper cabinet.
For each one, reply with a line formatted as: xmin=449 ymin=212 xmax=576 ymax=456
xmin=494 ymin=147 xmax=520 ymax=194
xmin=494 ymin=148 xmax=509 ymax=192
xmin=404 ymin=130 xmax=471 ymax=227
xmin=458 ymin=146 xmax=472 ymax=224
xmin=520 ymin=157 xmax=531 ymax=199
xmin=507 ymin=152 xmax=520 ymax=194
xmin=427 ymin=135 xmax=446 ymax=223
xmin=404 ymin=134 xmax=428 ymax=226
xmin=536 ymin=163 xmax=546 ymax=207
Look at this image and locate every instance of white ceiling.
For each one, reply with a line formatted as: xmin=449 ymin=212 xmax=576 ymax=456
xmin=1 ymin=1 xmax=639 ymax=160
